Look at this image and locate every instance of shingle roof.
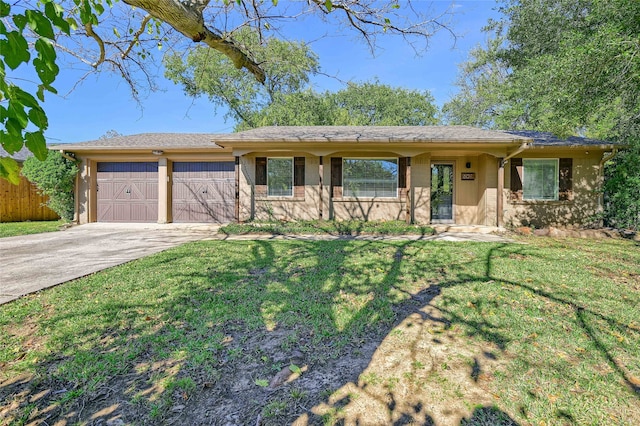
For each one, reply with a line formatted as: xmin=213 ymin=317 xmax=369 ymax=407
xmin=213 ymin=126 xmax=528 ymax=144
xmin=49 ymin=133 xmax=222 ymax=151
xmin=47 ymin=127 xmax=619 ymax=152
xmin=505 ymin=130 xmax=617 ymax=147
xmin=0 ymin=146 xmax=34 ymax=162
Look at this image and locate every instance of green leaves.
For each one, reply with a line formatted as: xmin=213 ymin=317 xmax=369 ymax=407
xmin=25 ymin=132 xmax=49 ymax=160
xmin=0 ymin=0 xmax=77 ymax=182
xmin=325 ymin=0 xmax=333 ymax=12
xmin=0 ymin=1 xmax=9 ymax=17
xmin=445 ymin=0 xmax=640 ymax=228
xmin=254 ymin=378 xmax=269 ymax=387
xmin=44 ymin=2 xmax=70 ymax=35
xmin=33 ymin=39 xmax=58 ymax=86
xmin=289 ymin=364 xmax=302 ymax=374
xmin=0 ymin=157 xmax=21 ymax=185
xmin=164 ymin=28 xmax=320 ymax=127
xmin=2 ymin=31 xmax=30 ymax=69
xmin=26 ymin=9 xmax=55 ymax=39
xmin=21 ymin=151 xmax=78 ymax=220
xmin=245 ymin=81 xmax=439 ymax=130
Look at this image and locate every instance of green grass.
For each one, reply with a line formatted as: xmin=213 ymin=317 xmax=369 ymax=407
xmin=1 ymin=237 xmax=638 ymax=424
xmin=219 ymin=219 xmax=435 ymax=236
xmin=0 ymin=220 xmax=66 ymax=238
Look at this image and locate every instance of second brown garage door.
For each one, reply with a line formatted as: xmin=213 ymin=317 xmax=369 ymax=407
xmin=172 ymin=162 xmax=235 ymax=223
xmin=97 ymin=162 xmax=158 ymax=222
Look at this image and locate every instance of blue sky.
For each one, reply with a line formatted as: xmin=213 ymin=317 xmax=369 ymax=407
xmin=27 ymin=1 xmax=501 ymax=143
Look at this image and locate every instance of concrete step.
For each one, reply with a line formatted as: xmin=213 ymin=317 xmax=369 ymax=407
xmin=432 ymin=225 xmax=505 ymax=234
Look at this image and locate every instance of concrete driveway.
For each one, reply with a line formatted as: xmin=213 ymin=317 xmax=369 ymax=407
xmin=0 ymin=223 xmax=220 ymax=305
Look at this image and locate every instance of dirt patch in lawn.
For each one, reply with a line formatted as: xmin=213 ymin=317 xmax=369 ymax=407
xmin=0 ymin=286 xmax=517 ymax=426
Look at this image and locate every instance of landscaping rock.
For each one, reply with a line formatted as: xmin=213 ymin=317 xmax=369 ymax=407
xmin=516 ymin=226 xmax=635 ymax=239
xmin=515 ymin=227 xmax=533 ymax=235
xmin=533 ymin=228 xmax=549 ymax=236
xmin=551 ymin=227 xmax=569 ymax=237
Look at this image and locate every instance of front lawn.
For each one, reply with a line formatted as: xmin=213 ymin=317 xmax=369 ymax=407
xmin=1 ymin=237 xmax=638 ymax=425
xmin=0 ymin=220 xmax=66 ymax=238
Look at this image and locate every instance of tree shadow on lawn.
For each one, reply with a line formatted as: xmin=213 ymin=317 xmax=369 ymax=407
xmin=0 ymin=239 xmax=637 ymax=425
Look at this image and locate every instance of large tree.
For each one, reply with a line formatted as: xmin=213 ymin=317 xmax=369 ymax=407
xmin=164 ymin=27 xmax=321 ymax=127
xmin=445 ymin=0 xmax=639 ymax=140
xmin=1 ymin=0 xmax=456 ymax=183
xmin=240 ymin=81 xmax=439 ymax=130
xmin=443 ymin=0 xmax=640 ymax=229
xmin=164 ymin=31 xmax=438 ymax=130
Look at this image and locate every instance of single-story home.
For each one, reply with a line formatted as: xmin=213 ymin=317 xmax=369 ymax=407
xmin=0 ymin=147 xmax=59 ymax=222
xmin=51 ymin=126 xmax=618 ymax=228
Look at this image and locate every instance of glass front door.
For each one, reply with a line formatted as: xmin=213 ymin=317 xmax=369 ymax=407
xmin=431 ymin=164 xmax=454 ymax=221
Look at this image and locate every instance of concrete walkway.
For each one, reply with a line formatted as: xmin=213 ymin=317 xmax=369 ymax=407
xmin=0 ymin=223 xmax=511 ymax=305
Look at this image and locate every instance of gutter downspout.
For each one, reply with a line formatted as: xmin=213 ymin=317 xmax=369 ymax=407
xmin=497 ymin=142 xmax=530 ymax=227
xmin=501 ymin=142 xmax=530 ymax=167
xmin=597 ymin=149 xmax=618 ymax=226
xmin=60 ymin=150 xmax=80 ymax=224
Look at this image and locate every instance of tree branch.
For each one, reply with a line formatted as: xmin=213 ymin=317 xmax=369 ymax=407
xmin=121 ymin=15 xmax=152 ymax=59
xmin=84 ymin=23 xmax=105 ymax=68
xmin=123 ymin=0 xmax=265 ymax=83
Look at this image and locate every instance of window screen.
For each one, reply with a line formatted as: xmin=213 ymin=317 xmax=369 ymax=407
xmin=343 ymin=158 xmax=398 ymax=198
xmin=523 ymin=159 xmax=559 ymax=200
xmin=267 ymin=158 xmax=293 ymax=196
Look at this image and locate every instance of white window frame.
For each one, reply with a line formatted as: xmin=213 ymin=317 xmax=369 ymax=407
xmin=342 ymin=158 xmax=399 ymax=198
xmin=267 ymin=157 xmax=294 ymax=197
xmin=523 ymin=158 xmax=559 ymax=201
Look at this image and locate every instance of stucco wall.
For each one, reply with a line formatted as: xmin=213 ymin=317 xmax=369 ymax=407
xmin=76 ymin=158 xmax=91 ymax=224
xmin=477 ymin=155 xmax=498 ymax=226
xmin=504 ymin=151 xmax=602 ymax=228
xmin=240 ymin=154 xmax=321 ymax=221
xmin=412 ymin=153 xmax=431 ymax=224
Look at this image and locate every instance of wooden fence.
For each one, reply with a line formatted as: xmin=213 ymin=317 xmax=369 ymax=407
xmin=0 ymin=175 xmax=59 ymax=222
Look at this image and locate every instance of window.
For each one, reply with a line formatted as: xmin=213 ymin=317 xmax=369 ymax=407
xmin=523 ymin=159 xmax=559 ymax=200
xmin=255 ymin=157 xmax=305 ymax=198
xmin=510 ymin=157 xmax=573 ymax=202
xmin=267 ymin=158 xmax=293 ymax=196
xmin=343 ymin=158 xmax=398 ymax=198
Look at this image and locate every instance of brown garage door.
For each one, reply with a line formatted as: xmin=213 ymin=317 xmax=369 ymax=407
xmin=97 ymin=162 xmax=158 ymax=222
xmin=172 ymin=162 xmax=235 ymax=223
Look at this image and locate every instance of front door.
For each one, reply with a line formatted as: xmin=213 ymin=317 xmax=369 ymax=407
xmin=431 ymin=163 xmax=454 ymax=222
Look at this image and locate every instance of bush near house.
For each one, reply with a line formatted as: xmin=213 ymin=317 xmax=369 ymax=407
xmin=21 ymin=151 xmax=78 ymax=221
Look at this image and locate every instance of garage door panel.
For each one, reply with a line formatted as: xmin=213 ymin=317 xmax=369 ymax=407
xmin=114 ymin=204 xmax=129 ymax=222
xmin=172 ymin=162 xmax=235 ymax=223
xmin=97 ymin=204 xmax=113 ymax=222
xmin=97 ymin=162 xmax=158 ymax=222
xmin=130 ymin=203 xmax=157 ymax=222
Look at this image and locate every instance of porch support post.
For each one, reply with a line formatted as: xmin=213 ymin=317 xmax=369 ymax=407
xmin=235 ymin=156 xmax=240 ymax=223
xmin=318 ymin=156 xmax=324 ymax=220
xmin=88 ymin=160 xmax=97 ymax=223
xmin=157 ymin=157 xmax=170 ymax=224
xmin=405 ymin=157 xmax=412 ymax=224
xmin=497 ymin=158 xmax=505 ymax=227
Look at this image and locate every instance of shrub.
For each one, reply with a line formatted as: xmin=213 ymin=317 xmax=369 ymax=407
xmin=603 ymin=146 xmax=640 ymax=230
xmin=21 ymin=151 xmax=78 ymax=221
